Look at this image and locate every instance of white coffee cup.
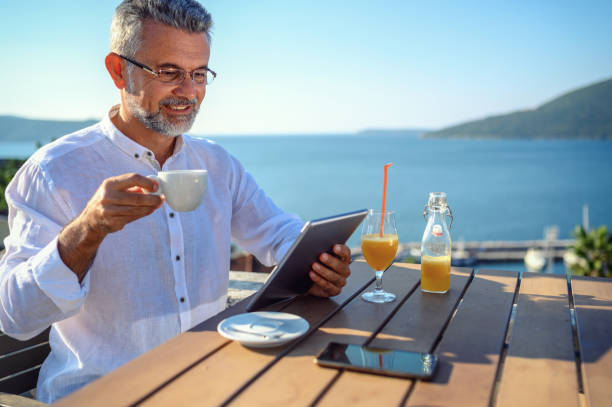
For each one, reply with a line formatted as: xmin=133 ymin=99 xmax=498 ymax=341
xmin=147 ymin=170 xmax=207 ymax=212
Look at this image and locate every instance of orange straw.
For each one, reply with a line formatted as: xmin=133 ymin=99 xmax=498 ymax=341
xmin=380 ymin=163 xmax=393 ymax=237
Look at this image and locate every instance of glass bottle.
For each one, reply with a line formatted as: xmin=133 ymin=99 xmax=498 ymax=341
xmin=421 ymin=192 xmax=453 ymax=293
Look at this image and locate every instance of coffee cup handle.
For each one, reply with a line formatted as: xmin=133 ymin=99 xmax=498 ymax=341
xmin=146 ymin=175 xmax=163 ymax=196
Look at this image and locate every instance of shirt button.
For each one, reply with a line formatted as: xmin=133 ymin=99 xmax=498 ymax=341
xmin=146 ymin=151 xmax=153 ymax=157
xmin=176 ymin=255 xmax=181 ymax=261
xmin=169 ymin=212 xmax=175 ymax=218
xmin=134 ymin=153 xmax=140 ymax=159
xmin=180 ymin=297 xmax=185 ymax=303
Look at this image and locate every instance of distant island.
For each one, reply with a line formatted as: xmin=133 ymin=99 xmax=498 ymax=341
xmin=2 ymin=77 xmax=611 ymax=141
xmin=425 ymin=77 xmax=612 ymax=140
xmin=0 ymin=116 xmax=98 ymax=143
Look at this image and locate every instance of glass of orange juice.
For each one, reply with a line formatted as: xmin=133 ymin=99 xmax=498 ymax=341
xmin=361 ymin=209 xmax=398 ymax=303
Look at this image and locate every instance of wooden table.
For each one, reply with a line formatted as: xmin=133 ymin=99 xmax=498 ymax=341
xmin=55 ymin=262 xmax=612 ymax=407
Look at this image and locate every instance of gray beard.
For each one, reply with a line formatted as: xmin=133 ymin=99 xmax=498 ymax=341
xmin=125 ymin=93 xmax=199 ymax=138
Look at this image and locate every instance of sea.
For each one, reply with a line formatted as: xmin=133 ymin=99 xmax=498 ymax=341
xmin=3 ymin=136 xmax=612 ymax=274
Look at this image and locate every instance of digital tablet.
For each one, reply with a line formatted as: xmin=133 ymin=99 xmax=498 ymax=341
xmin=246 ymin=209 xmax=368 ymax=312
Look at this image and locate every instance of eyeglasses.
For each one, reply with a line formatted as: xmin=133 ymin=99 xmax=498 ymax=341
xmin=118 ymin=54 xmax=216 ymax=86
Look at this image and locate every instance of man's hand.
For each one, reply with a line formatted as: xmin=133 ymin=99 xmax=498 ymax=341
xmin=308 ymin=244 xmax=352 ymax=297
xmin=58 ymin=173 xmax=164 ymax=281
xmin=78 ymin=173 xmax=163 ymax=236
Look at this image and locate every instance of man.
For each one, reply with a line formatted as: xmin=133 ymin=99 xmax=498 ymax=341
xmin=0 ymin=1 xmax=351 ymax=403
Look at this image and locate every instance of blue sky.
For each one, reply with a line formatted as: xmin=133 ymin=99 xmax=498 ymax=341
xmin=1 ymin=0 xmax=611 ymax=135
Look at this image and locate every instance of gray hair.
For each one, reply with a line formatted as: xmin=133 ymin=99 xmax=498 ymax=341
xmin=110 ymin=0 xmax=213 ymax=58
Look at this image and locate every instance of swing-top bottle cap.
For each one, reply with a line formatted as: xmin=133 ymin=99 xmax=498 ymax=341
xmin=427 ymin=192 xmax=447 ymax=208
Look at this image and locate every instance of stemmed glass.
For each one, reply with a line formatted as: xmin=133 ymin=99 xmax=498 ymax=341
xmin=361 ymin=209 xmax=398 ymax=303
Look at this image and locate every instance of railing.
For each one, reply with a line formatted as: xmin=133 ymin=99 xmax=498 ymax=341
xmin=350 ymin=239 xmax=574 ymax=263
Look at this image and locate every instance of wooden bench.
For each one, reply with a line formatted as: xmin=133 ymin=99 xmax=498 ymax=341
xmin=0 ymin=328 xmax=50 ymax=407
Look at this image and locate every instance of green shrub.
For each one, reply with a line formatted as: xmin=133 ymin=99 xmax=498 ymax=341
xmin=569 ymin=226 xmax=612 ymax=277
xmin=0 ymin=159 xmax=26 ymax=214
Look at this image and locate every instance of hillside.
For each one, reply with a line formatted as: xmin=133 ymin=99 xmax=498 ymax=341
xmin=0 ymin=116 xmax=98 ymax=143
xmin=425 ymin=77 xmax=612 ymax=139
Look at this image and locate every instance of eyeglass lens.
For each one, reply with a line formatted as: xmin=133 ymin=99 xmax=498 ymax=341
xmin=157 ymin=69 xmax=214 ymax=85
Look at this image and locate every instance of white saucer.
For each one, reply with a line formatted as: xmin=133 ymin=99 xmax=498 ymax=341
xmin=217 ymin=311 xmax=309 ymax=348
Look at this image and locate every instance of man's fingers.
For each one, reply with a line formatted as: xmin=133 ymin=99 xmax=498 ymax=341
xmin=82 ymin=174 xmax=164 ymax=236
xmin=104 ymin=173 xmax=159 ymax=193
xmin=333 ymin=244 xmax=352 ymax=263
xmin=307 ymin=246 xmax=352 ymax=298
xmin=311 ymin=262 xmax=347 ymax=287
xmin=92 ymin=204 xmax=161 ymax=233
xmin=309 ymin=271 xmax=341 ymax=297
xmin=112 ymin=189 xmax=164 ymax=207
xmin=98 ymin=174 xmax=162 ymax=206
xmin=319 ymin=253 xmax=351 ymax=277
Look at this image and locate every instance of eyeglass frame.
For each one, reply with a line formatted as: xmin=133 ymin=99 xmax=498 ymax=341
xmin=117 ymin=54 xmax=217 ymax=85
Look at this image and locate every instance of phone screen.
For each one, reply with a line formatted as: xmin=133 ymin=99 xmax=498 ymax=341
xmin=316 ymin=342 xmax=438 ymax=380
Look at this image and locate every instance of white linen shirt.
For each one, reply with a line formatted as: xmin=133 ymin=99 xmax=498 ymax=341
xmin=0 ymin=106 xmax=303 ymax=403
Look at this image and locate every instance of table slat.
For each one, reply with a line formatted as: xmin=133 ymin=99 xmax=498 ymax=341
xmin=317 ymin=371 xmax=408 ymax=407
xmin=571 ymin=276 xmax=612 ymax=407
xmin=136 ymin=261 xmax=375 ymax=407
xmin=495 ymin=273 xmax=580 ymax=407
xmin=228 ymin=262 xmax=422 ymax=406
xmin=319 ymin=267 xmax=474 ymax=405
xmin=406 ymin=269 xmax=518 ymax=407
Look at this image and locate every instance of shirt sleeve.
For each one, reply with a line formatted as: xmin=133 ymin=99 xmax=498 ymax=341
xmin=0 ymin=160 xmax=87 ymax=340
xmin=228 ymin=155 xmax=304 ymax=267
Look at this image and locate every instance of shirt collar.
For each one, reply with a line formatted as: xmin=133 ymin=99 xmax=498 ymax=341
xmin=101 ymin=105 xmax=185 ymax=163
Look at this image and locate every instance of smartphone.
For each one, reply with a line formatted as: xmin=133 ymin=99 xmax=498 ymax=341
xmin=315 ymin=342 xmax=438 ymax=380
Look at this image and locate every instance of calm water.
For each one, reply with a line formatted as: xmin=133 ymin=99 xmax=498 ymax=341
xmin=3 ymin=136 xmax=612 ymax=254
xmin=206 ymin=136 xmax=612 ymax=249
xmin=0 ymin=141 xmax=39 ymax=158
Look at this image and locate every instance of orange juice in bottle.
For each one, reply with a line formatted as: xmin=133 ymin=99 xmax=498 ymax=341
xmin=421 ymin=192 xmax=453 ymax=294
xmin=421 ymin=255 xmax=451 ymax=293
